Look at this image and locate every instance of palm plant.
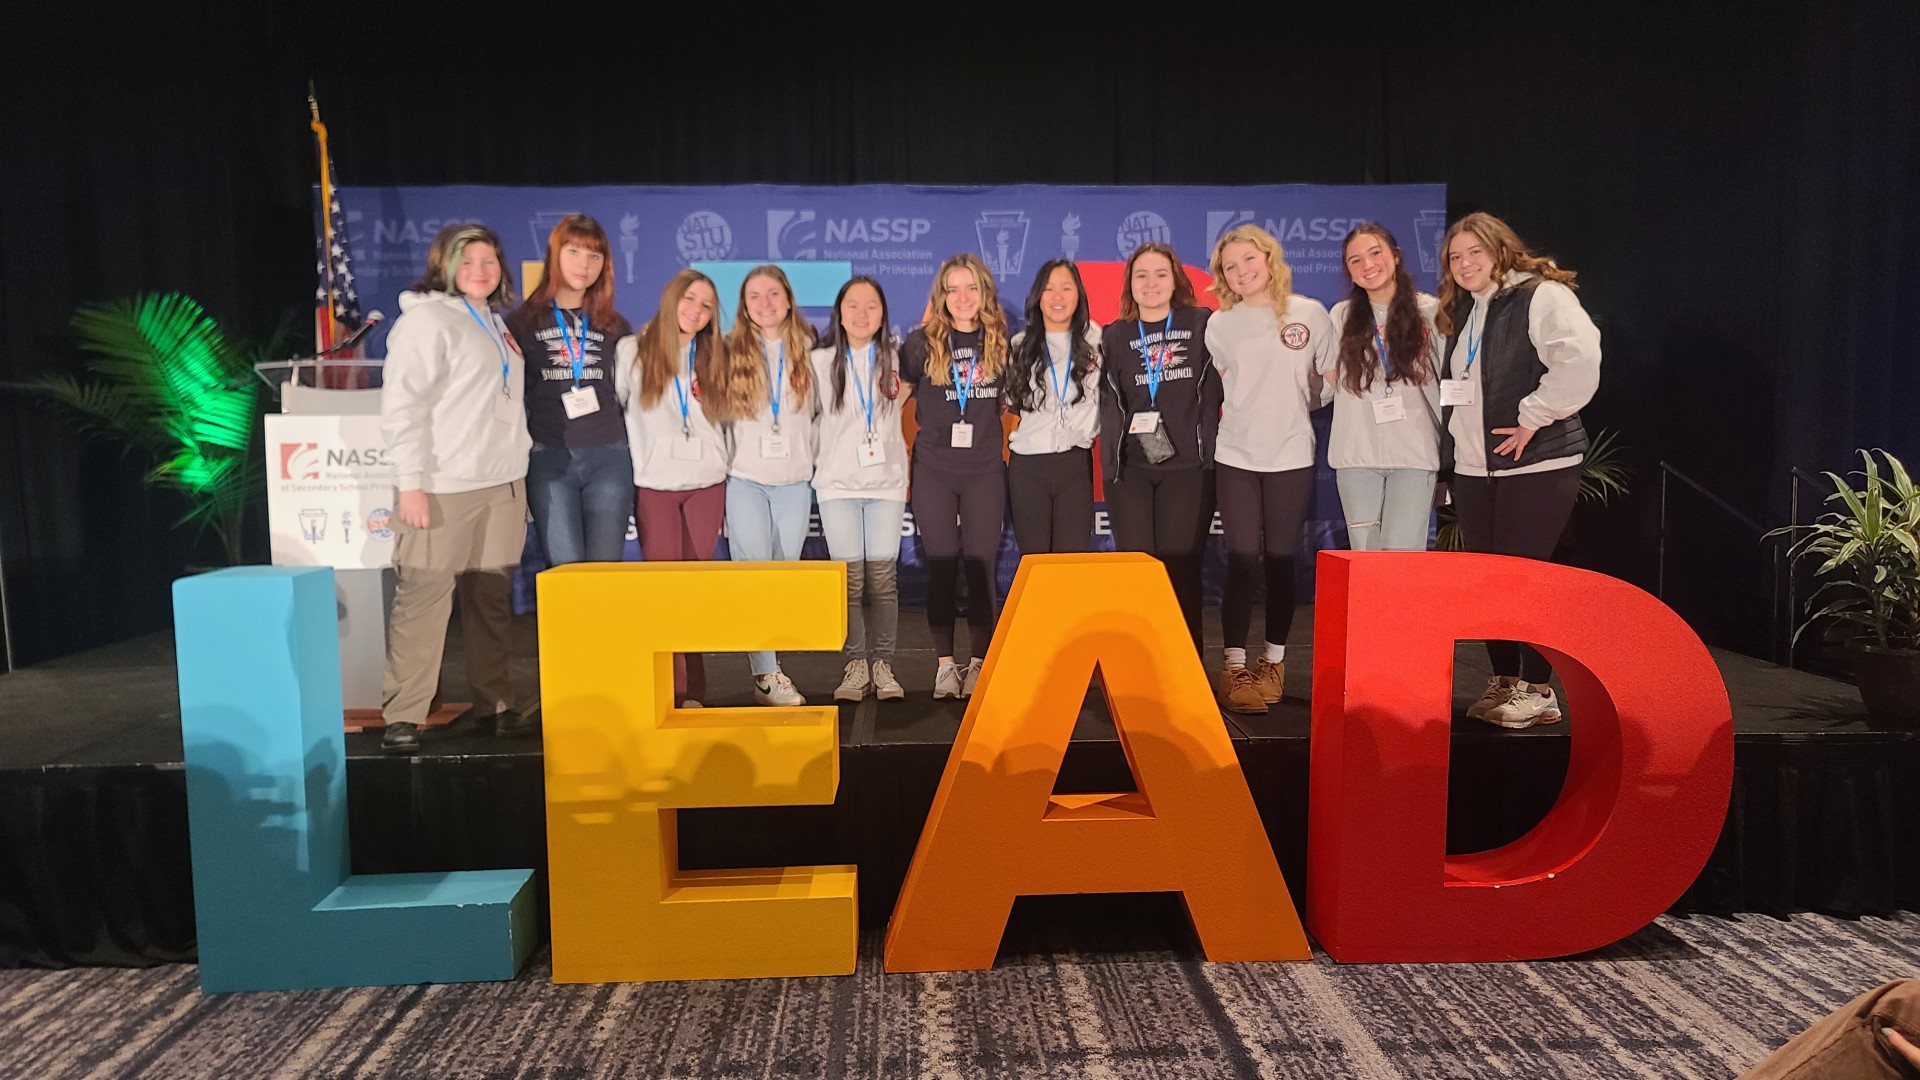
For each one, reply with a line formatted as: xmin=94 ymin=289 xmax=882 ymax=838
xmin=1773 ymin=449 xmax=1920 ymax=652
xmin=1434 ymin=428 xmax=1631 ymax=551
xmin=10 ymin=294 xmax=267 ymax=566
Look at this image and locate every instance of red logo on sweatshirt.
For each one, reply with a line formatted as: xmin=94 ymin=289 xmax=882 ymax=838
xmin=1280 ymin=323 xmax=1311 ymax=350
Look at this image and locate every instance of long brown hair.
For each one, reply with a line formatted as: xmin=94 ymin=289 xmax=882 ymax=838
xmin=1117 ymin=242 xmax=1197 ymax=321
xmin=518 ymin=213 xmax=617 ymax=327
xmin=921 ymin=253 xmax=1009 ymax=386
xmin=632 ymin=269 xmax=725 ymax=422
xmin=1435 ymin=212 xmax=1579 ymax=335
xmin=825 ymin=276 xmax=902 ymax=414
xmin=719 ymin=265 xmax=816 ymax=422
xmin=1335 ymin=224 xmax=1433 ymax=395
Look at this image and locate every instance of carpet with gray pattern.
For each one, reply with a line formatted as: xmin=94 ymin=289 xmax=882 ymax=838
xmin=3 ymin=909 xmax=1913 ymax=1079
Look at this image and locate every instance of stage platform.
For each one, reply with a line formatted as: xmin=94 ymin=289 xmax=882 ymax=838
xmin=2 ymin=609 xmax=1916 ymax=968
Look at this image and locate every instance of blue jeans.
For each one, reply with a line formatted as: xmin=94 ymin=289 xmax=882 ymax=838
xmin=726 ymin=477 xmax=815 ymax=676
xmin=1335 ymin=467 xmax=1437 ymax=551
xmin=527 ymin=443 xmax=634 ymax=565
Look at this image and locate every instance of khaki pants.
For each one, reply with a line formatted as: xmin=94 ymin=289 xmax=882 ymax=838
xmin=381 ymin=481 xmax=529 ymax=726
xmin=1742 ymin=979 xmax=1920 ymax=1079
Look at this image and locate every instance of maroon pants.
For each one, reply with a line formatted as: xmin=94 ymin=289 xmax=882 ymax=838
xmin=635 ymin=483 xmax=726 ymax=705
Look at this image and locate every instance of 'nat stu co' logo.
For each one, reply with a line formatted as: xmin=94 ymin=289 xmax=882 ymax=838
xmin=1115 ymin=210 xmax=1173 ymax=256
xmin=280 ymin=443 xmax=321 ymax=481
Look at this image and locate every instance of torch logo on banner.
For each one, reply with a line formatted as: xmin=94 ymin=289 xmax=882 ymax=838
xmin=620 ymin=214 xmax=641 ymax=284
xmin=280 ymin=443 xmax=321 ymax=481
xmin=1061 ymin=213 xmax=1081 ymax=260
xmin=975 ymin=211 xmax=1031 ymax=279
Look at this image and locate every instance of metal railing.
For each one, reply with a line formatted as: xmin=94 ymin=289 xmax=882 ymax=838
xmin=1655 ymin=462 xmax=1788 ymax=664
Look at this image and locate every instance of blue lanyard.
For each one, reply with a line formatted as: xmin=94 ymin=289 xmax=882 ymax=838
xmin=849 ymin=342 xmax=877 ymax=437
xmin=671 ymin=342 xmax=695 ymax=435
xmin=1046 ymin=336 xmax=1072 ymax=416
xmin=1461 ymin=311 xmax=1483 ymax=377
xmin=763 ymin=339 xmax=785 ymax=432
xmin=1136 ymin=313 xmax=1173 ymax=407
xmin=1373 ymin=323 xmax=1395 ymax=393
xmin=553 ymin=302 xmax=588 ymax=386
xmin=461 ymin=298 xmax=510 ymax=395
xmin=952 ymin=341 xmax=977 ymax=415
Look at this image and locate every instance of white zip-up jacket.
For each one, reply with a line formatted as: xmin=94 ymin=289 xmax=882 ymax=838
xmin=380 ymin=290 xmax=531 ymax=494
xmin=614 ymin=335 xmax=729 ymax=491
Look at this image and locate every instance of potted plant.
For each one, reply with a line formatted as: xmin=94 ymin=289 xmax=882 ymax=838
xmin=1774 ymin=449 xmax=1920 ymax=726
xmin=7 ymin=293 xmax=272 ymax=566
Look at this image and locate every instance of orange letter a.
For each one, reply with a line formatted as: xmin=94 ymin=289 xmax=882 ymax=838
xmin=883 ymin=553 xmax=1310 ymax=972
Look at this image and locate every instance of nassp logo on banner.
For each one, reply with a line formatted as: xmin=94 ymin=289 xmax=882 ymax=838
xmin=280 ymin=443 xmax=321 ymax=481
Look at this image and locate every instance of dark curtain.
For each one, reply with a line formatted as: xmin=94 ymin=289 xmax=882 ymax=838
xmin=1 ymin=3 xmax=1914 ymax=668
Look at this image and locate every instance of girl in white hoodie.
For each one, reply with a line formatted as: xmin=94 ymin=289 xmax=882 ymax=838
xmin=717 ymin=265 xmax=819 ymax=707
xmin=616 ymin=269 xmax=729 ymax=708
xmin=377 ymin=223 xmax=534 ymax=752
xmin=810 ymin=276 xmax=909 ymax=703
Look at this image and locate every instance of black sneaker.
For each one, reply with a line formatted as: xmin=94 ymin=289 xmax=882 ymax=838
xmin=494 ymin=709 xmax=540 ymax=738
xmin=381 ymin=722 xmax=421 ymax=753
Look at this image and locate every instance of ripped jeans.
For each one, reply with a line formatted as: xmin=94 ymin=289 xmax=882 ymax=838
xmin=1335 ymin=468 xmax=1437 ymax=551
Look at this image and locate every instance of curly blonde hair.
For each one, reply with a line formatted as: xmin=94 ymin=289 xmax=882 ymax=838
xmin=921 ymin=253 xmax=1008 ymax=386
xmin=1207 ymin=224 xmax=1293 ymax=316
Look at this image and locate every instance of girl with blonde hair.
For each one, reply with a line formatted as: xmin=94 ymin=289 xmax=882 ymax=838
xmin=1202 ymin=224 xmax=1336 ymax=714
xmin=899 ymin=253 xmax=1010 ymax=699
xmin=718 ymin=265 xmax=819 ymax=706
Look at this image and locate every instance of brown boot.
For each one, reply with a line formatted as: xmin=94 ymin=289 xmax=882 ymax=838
xmin=1251 ymin=658 xmax=1284 ymax=703
xmin=1218 ymin=665 xmax=1269 ymax=714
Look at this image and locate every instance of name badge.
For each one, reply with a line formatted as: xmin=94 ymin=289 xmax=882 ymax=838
xmin=1440 ymin=379 xmax=1475 ymax=406
xmin=950 ymin=422 xmax=974 ymax=448
xmin=670 ymin=435 xmax=703 ymax=461
xmin=760 ymin=434 xmax=791 ymax=459
xmin=857 ymin=439 xmax=887 ymax=467
xmin=1372 ymin=396 xmax=1408 ymax=424
xmin=1129 ymin=411 xmax=1161 ymax=434
xmin=561 ymin=386 xmax=600 ymax=419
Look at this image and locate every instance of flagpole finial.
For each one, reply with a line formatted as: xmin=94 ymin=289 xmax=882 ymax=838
xmin=307 ymin=83 xmax=321 ymax=123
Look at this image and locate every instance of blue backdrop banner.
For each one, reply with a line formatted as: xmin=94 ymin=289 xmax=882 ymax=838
xmin=324 ymin=183 xmax=1447 ymax=612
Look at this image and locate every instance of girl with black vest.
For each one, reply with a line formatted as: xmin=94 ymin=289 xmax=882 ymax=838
xmin=811 ymin=277 xmax=910 ymax=703
xmin=1324 ymin=223 xmax=1444 ymax=552
xmin=718 ymin=265 xmax=820 ymax=708
xmin=507 ymin=214 xmax=633 ymax=568
xmin=1437 ymin=211 xmax=1602 ymax=730
xmin=899 ymin=253 xmax=1009 ymax=700
xmin=1005 ymin=260 xmax=1101 ymax=555
xmin=1203 ymin=225 xmax=1336 ymax=714
xmin=1099 ymin=242 xmax=1221 ymax=656
xmin=615 ymin=269 xmax=730 ymax=709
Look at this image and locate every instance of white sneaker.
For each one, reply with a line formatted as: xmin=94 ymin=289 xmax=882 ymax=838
xmin=678 ymin=699 xmax=703 ymax=710
xmin=1467 ymin=676 xmax=1515 ymax=721
xmin=833 ymin=659 xmax=871 ymax=702
xmin=871 ymin=660 xmax=905 ymax=701
xmin=961 ymin=658 xmax=983 ymax=698
xmin=933 ymin=662 xmax=962 ymax=700
xmin=753 ymin=670 xmax=806 ymax=707
xmin=1481 ymin=681 xmax=1563 ymax=730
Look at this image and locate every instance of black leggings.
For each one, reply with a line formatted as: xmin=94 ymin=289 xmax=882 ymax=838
xmin=1106 ymin=466 xmax=1214 ymax=653
xmin=1216 ymin=463 xmax=1314 ymax=654
xmin=911 ymin=459 xmax=1006 ymax=658
xmin=1451 ymin=466 xmax=1581 ymax=683
xmin=1008 ymin=450 xmax=1094 ymax=555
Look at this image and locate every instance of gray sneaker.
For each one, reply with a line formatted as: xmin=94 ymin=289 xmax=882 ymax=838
xmin=1481 ymin=681 xmax=1563 ymax=730
xmin=834 ymin=659 xmax=871 ymax=702
xmin=933 ymin=662 xmax=963 ymax=700
xmin=961 ymin=658 xmax=983 ymax=698
xmin=1466 ymin=676 xmax=1518 ymax=721
xmin=871 ymin=660 xmax=905 ymax=701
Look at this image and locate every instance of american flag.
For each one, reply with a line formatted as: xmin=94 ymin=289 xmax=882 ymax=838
xmin=310 ymin=90 xmax=363 ymax=356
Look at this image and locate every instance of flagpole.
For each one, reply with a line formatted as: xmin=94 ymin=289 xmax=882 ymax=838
xmin=309 ymin=85 xmax=337 ymax=354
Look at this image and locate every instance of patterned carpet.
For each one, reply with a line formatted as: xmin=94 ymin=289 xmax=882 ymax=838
xmin=2 ymin=908 xmax=1914 ymax=1079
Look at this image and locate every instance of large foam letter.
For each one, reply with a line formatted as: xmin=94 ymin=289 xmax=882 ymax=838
xmin=884 ymin=553 xmax=1309 ymax=971
xmin=539 ymin=561 xmax=855 ymax=982
xmin=174 ymin=567 xmax=536 ymax=992
xmin=1306 ymin=551 xmax=1734 ymax=962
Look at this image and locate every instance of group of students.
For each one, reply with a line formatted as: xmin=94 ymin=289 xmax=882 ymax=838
xmin=373 ymin=210 xmax=1601 ymax=751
